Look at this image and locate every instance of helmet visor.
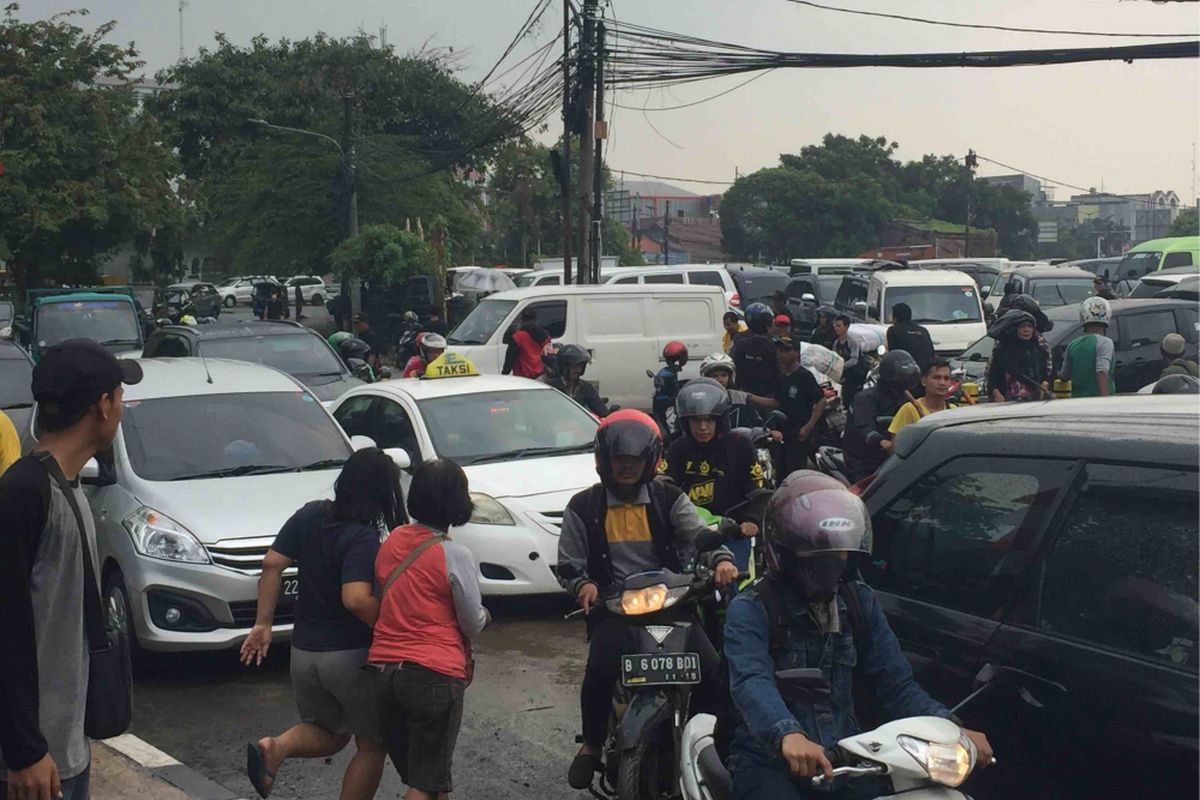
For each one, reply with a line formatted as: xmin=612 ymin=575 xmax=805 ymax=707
xmin=602 ymin=418 xmax=661 ymax=459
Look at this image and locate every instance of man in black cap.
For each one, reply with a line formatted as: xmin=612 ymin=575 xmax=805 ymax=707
xmin=0 ymin=339 xmax=142 ymax=800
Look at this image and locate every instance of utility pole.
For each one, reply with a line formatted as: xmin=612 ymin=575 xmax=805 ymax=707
xmin=964 ymin=149 xmax=977 ymax=257
xmin=178 ymin=0 xmax=187 ymax=61
xmin=663 ymin=201 xmax=671 ymax=265
xmin=342 ymin=93 xmax=361 ymax=318
xmin=591 ymin=18 xmax=606 ymax=283
xmin=561 ymin=0 xmax=574 ymax=285
xmin=576 ymin=0 xmax=598 ymax=284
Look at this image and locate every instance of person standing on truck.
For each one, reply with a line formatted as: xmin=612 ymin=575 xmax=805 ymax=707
xmin=502 ymin=308 xmax=550 ymax=379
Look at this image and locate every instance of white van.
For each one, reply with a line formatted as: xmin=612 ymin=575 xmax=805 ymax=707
xmin=446 ymin=285 xmax=727 ymax=411
xmin=866 ymin=269 xmax=985 ymax=356
xmin=514 ymin=266 xmax=634 ymax=288
xmin=601 ymin=264 xmax=739 ymax=306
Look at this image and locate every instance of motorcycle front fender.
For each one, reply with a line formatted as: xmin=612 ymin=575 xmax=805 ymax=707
xmin=616 ymin=691 xmax=673 ymax=752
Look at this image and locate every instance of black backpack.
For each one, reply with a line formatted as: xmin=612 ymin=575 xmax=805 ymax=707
xmin=712 ymin=576 xmax=871 ymax=759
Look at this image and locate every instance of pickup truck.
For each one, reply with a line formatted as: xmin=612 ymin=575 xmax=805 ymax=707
xmin=16 ymin=286 xmax=147 ymax=362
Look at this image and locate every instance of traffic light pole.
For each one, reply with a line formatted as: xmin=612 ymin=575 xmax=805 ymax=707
xmin=561 ymin=0 xmax=573 ymax=285
xmin=575 ymin=0 xmax=597 ymax=284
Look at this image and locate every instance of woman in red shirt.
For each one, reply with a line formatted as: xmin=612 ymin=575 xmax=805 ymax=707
xmin=369 ymin=459 xmax=488 ymax=800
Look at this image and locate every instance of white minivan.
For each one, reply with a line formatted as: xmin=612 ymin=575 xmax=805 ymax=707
xmin=446 ymin=284 xmax=727 ymax=411
xmin=865 ymin=269 xmax=985 ymax=356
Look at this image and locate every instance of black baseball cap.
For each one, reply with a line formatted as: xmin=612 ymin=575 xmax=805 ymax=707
xmin=33 ymin=339 xmax=143 ymax=412
xmin=773 ymin=335 xmax=799 ymax=350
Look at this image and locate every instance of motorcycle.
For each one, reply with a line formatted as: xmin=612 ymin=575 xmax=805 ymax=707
xmin=570 ymin=565 xmax=744 ymax=800
xmin=680 ymin=664 xmax=1004 ymax=800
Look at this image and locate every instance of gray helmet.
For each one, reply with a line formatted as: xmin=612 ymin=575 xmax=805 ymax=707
xmin=556 ymin=344 xmax=591 ymax=373
xmin=675 ymin=377 xmax=731 ymax=436
xmin=878 ymin=350 xmax=920 ymax=391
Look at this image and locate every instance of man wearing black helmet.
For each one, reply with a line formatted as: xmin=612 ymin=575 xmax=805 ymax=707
xmin=557 ymin=410 xmax=739 ymax=789
xmin=731 ymin=303 xmax=780 ymax=397
xmin=660 ymin=378 xmax=764 ymax=572
xmin=539 ymin=344 xmax=609 ymax=417
xmin=724 ymin=473 xmax=992 ymax=798
xmin=842 ymin=350 xmax=919 ymax=483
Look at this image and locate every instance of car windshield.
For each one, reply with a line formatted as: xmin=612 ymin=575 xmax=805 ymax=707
xmin=513 ymin=273 xmax=543 ymax=287
xmin=121 ymin=391 xmax=351 ymax=481
xmin=1029 ymin=278 xmax=1094 ymax=307
xmin=36 ymin=299 xmax=140 ymax=346
xmin=885 ymin=286 xmax=981 ymax=323
xmin=1118 ymin=251 xmax=1162 ymax=278
xmin=0 ymin=354 xmax=34 ymax=409
xmin=958 ymin=334 xmax=995 ymax=363
xmin=198 ymin=333 xmax=345 ymax=378
xmin=817 ymin=275 xmax=844 ymax=298
xmin=448 ymin=298 xmax=517 ymax=344
xmin=418 ymin=388 xmax=598 ymax=466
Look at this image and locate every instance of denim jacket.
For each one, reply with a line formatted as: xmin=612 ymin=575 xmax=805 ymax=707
xmin=724 ymin=579 xmax=949 ymax=778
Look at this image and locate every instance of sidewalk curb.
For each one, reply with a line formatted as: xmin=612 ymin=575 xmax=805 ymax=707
xmin=101 ymin=735 xmax=244 ymax=800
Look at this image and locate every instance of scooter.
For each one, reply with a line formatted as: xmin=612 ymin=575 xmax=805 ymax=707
xmin=679 ymin=664 xmax=1005 ymax=800
xmin=569 ymin=565 xmax=744 ymax=800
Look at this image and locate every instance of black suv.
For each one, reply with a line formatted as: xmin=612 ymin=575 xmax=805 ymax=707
xmin=859 ymin=396 xmax=1197 ymax=799
xmin=951 ymin=298 xmax=1199 ymax=393
xmin=141 ymin=320 xmax=363 ymax=401
xmin=833 ymin=274 xmax=870 ymax=321
xmin=784 ymin=274 xmax=845 ymax=338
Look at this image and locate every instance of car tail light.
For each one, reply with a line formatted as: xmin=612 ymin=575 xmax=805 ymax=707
xmin=731 ymin=292 xmax=741 ymax=307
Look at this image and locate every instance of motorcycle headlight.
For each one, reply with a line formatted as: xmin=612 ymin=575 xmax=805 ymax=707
xmin=607 ymin=583 xmax=690 ymax=615
xmin=897 ymin=734 xmax=975 ymax=787
xmin=123 ymin=507 xmax=209 ymax=564
xmin=469 ymin=493 xmax=515 ymax=526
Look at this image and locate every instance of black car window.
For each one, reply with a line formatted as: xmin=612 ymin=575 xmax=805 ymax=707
xmin=1175 ymin=307 xmax=1198 ymax=343
xmin=864 ymin=457 xmax=1073 ymax=616
xmin=733 ymin=270 xmax=791 ymax=306
xmin=1162 ymin=252 xmax=1194 ymax=269
xmin=644 ymin=273 xmax=684 ymax=284
xmin=333 ymin=395 xmax=376 ymax=441
xmin=787 ymin=279 xmax=815 ymax=300
xmin=376 ymin=400 xmax=420 ymax=462
xmin=504 ymin=300 xmax=567 ymax=342
xmin=688 ymin=271 xmax=725 ymax=288
xmin=1033 ymin=464 xmax=1197 ymax=671
xmin=1122 ymin=311 xmax=1176 ymax=348
xmin=154 ymin=334 xmax=191 ymax=358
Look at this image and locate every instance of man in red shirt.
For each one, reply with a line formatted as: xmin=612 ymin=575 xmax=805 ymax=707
xmin=502 ymin=309 xmax=550 ymax=378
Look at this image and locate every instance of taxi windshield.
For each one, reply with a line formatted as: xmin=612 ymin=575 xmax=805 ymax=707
xmin=418 ymin=388 xmax=597 ymax=466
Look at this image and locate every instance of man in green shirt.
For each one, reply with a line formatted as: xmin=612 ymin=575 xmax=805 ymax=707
xmin=1060 ymin=296 xmax=1115 ymax=398
xmin=1159 ymin=333 xmax=1199 ymax=379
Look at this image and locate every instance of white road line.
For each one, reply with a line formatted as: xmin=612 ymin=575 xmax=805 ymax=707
xmin=102 ymin=733 xmax=183 ymax=769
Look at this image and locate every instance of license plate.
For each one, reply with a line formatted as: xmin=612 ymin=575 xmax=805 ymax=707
xmin=281 ymin=578 xmax=300 ymax=597
xmin=621 ymin=652 xmax=701 ymax=687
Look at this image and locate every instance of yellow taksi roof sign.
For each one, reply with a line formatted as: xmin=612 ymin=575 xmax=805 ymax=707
xmin=422 ymin=351 xmax=479 ymax=379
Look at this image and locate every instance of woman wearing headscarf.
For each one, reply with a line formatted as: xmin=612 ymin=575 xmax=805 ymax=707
xmin=987 ymin=309 xmax=1052 ymax=403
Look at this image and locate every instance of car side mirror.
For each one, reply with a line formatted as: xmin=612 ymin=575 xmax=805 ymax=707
xmin=852 ymin=300 xmax=868 ymax=314
xmin=383 ymin=447 xmax=412 ymax=470
xmin=972 ymin=663 xmax=998 ymax=690
xmin=774 ymin=668 xmax=832 ymax=705
xmin=968 ymin=351 xmax=983 ymax=362
xmin=349 ymin=435 xmax=377 ymax=451
xmin=981 ymin=285 xmax=991 ymax=298
xmin=801 ymin=293 xmax=816 ymax=304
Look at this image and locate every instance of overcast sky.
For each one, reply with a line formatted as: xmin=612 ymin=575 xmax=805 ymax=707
xmin=26 ymin=0 xmax=1200 ymax=200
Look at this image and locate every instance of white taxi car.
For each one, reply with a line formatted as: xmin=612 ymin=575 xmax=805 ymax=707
xmin=330 ymin=353 xmax=600 ymax=595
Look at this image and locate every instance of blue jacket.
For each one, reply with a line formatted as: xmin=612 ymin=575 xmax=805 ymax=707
xmin=724 ymin=579 xmax=949 ymax=777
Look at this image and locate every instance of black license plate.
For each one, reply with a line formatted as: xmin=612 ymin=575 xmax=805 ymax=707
xmin=621 ymin=652 xmax=701 ymax=687
xmin=281 ymin=577 xmax=300 ymax=597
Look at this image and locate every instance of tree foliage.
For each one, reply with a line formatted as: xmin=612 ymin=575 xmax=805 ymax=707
xmin=328 ymin=224 xmax=435 ymax=284
xmin=1169 ymin=208 xmax=1198 ymax=238
xmin=0 ymin=5 xmax=192 ymax=290
xmin=721 ymin=133 xmax=1038 ymax=261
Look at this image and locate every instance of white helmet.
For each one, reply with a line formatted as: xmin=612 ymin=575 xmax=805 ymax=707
xmin=1079 ymin=296 xmax=1111 ymax=327
xmin=699 ymin=352 xmax=736 ymax=378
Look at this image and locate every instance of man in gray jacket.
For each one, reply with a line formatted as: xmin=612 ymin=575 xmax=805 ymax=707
xmin=0 ymin=340 xmax=142 ymax=800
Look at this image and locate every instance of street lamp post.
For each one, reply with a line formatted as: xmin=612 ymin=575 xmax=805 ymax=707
xmin=247 ymin=118 xmax=360 ymax=320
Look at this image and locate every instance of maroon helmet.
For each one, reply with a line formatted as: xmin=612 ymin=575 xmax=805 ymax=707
xmin=594 ymin=409 xmax=663 ymax=491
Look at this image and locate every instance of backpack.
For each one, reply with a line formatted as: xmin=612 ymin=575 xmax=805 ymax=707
xmin=712 ymin=575 xmax=871 ymax=759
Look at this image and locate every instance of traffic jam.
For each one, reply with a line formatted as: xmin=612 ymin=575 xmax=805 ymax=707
xmin=2 ymin=245 xmax=1197 ymax=800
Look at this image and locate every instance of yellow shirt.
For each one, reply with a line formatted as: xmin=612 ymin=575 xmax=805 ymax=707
xmin=888 ymin=399 xmax=956 ymax=437
xmin=722 ymin=321 xmax=749 ymax=353
xmin=0 ymin=411 xmax=20 ymax=477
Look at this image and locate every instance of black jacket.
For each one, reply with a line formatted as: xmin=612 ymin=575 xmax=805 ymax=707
xmin=843 ymin=385 xmax=906 ymax=480
xmin=732 ymin=333 xmax=779 ymax=397
xmin=886 ymin=322 xmax=935 ymax=372
xmin=542 ymin=374 xmax=608 ymax=417
xmin=661 ymin=431 xmax=763 ymax=524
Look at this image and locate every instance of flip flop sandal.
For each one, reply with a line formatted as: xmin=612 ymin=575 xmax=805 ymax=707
xmin=246 ymin=742 xmax=276 ymax=799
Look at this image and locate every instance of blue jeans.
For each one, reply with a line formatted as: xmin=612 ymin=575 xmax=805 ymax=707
xmin=1 ymin=763 xmax=89 ymax=800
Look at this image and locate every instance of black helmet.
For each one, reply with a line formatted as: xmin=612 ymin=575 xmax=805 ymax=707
xmin=987 ymin=309 xmax=1036 ymax=341
xmin=557 ymin=344 xmax=591 ymax=374
xmin=744 ymin=302 xmax=773 ymax=334
xmin=1003 ymin=294 xmax=1052 ymax=333
xmin=878 ymin=350 xmax=920 ymax=391
xmin=594 ymin=410 xmax=663 ymax=491
xmin=1153 ymin=374 xmax=1200 ymax=394
xmin=816 ymin=305 xmax=836 ymax=324
xmin=761 ymin=471 xmax=872 ymax=600
xmin=675 ymin=377 xmax=731 ymax=436
xmin=338 ymin=337 xmax=372 ymax=362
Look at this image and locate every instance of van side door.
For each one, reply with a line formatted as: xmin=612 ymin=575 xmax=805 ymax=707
xmin=648 ymin=294 xmax=723 ymax=383
xmin=577 ymin=296 xmax=654 ymax=411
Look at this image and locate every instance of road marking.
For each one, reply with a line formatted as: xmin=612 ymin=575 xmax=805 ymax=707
xmin=103 ymin=733 xmax=182 ymax=769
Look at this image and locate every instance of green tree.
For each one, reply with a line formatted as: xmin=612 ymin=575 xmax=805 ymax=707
xmin=1169 ymin=208 xmax=1198 ymax=237
xmin=148 ymin=34 xmax=512 ymax=277
xmin=0 ymin=6 xmax=192 ymax=292
xmin=328 ymin=224 xmax=435 ymax=284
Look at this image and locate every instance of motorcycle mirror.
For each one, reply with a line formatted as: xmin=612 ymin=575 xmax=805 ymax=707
xmin=972 ymin=663 xmax=998 ymax=690
xmin=774 ymin=668 xmax=832 ymax=705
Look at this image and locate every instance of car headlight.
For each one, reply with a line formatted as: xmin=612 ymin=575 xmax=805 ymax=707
xmin=898 ymin=733 xmax=975 ymax=787
xmin=469 ymin=493 xmax=515 ymax=526
xmin=122 ymin=507 xmax=210 ymax=564
xmin=607 ymin=583 xmax=689 ymax=615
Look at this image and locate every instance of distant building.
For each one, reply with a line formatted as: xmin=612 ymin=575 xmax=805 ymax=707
xmin=978 ymin=174 xmax=1047 ymax=204
xmin=604 ymin=179 xmax=721 ymax=228
xmin=1033 ymin=188 xmax=1181 ymax=249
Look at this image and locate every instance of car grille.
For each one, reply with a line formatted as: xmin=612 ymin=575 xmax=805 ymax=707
xmin=228 ymin=600 xmax=295 ymax=628
xmin=207 ymin=536 xmax=277 ymax=575
xmin=530 ymin=510 xmax=564 ymax=536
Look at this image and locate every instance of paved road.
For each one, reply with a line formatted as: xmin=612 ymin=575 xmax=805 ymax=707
xmin=131 ymin=597 xmax=587 ymax=799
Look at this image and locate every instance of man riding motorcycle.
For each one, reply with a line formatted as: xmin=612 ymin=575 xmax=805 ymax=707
xmin=540 ymin=343 xmax=609 ymax=417
xmin=652 ymin=341 xmax=689 ymax=438
xmin=557 ymin=410 xmax=739 ymax=790
xmin=660 ymin=378 xmax=764 ymax=573
xmin=699 ymin=353 xmax=776 ymax=429
xmin=723 ymin=472 xmax=993 ymax=799
xmin=402 ymin=332 xmax=446 ymax=378
xmin=731 ymin=303 xmax=780 ymax=397
xmin=842 ymin=350 xmax=919 ymax=484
